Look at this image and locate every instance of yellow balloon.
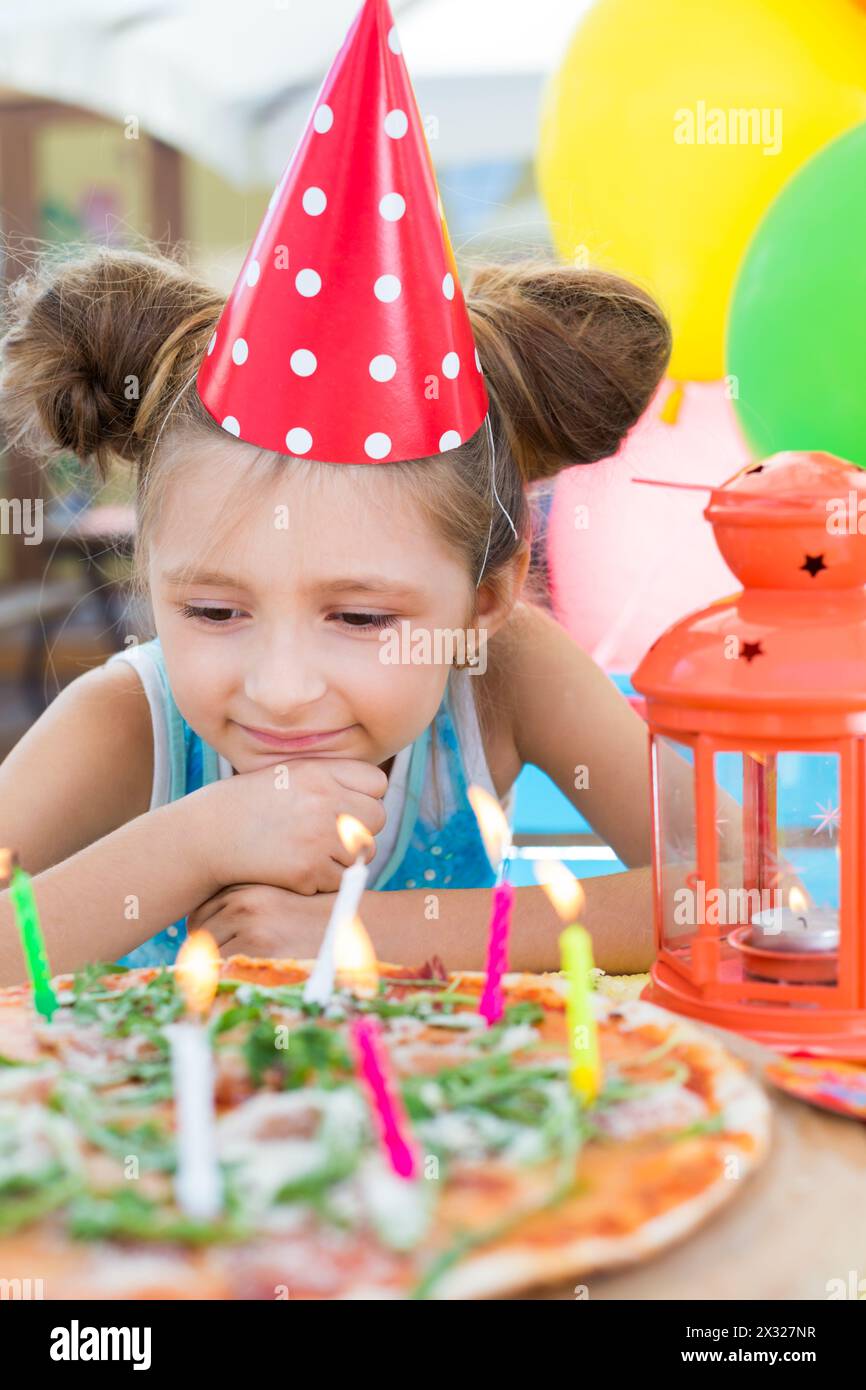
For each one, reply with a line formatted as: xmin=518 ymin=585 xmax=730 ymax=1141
xmin=537 ymin=0 xmax=866 ymax=380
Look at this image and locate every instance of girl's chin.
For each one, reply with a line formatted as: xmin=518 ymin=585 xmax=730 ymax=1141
xmin=227 ymin=739 xmax=378 ymax=770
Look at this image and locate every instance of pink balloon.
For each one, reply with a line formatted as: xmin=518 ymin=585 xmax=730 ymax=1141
xmin=547 ymin=380 xmax=751 ymax=673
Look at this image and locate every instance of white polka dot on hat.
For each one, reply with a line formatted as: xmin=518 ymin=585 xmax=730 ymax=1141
xmin=196 ymin=0 xmax=488 ymax=465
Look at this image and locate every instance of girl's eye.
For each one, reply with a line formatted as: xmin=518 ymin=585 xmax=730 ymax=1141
xmin=331 ymin=612 xmax=399 ymax=630
xmin=180 ymin=604 xmax=244 ymax=623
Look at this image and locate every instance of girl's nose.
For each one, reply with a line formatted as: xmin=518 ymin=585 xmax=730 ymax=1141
xmin=242 ymin=644 xmax=329 ymax=717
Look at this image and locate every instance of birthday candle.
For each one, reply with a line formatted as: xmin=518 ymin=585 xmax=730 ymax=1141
xmin=479 ymin=881 xmax=515 ymax=1025
xmin=0 ymin=848 xmax=58 ymax=1020
xmin=467 ymin=785 xmax=515 ymax=1026
xmin=534 ymin=860 xmax=602 ymax=1104
xmin=304 ymin=815 xmax=374 ymax=1007
xmin=165 ymin=931 xmax=222 ymax=1221
xmin=560 ymin=924 xmax=601 ymax=1104
xmin=350 ymin=1015 xmax=417 ymax=1179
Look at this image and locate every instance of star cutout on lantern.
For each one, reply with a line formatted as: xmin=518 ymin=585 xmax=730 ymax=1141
xmin=739 ymin=640 xmax=764 ymax=663
xmin=761 ymin=846 xmax=804 ymax=889
xmin=811 ymin=802 xmax=841 ymax=838
xmin=801 ymin=554 xmax=827 ymax=578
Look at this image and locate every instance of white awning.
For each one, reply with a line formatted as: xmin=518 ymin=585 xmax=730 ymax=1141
xmin=0 ymin=0 xmax=591 ymax=186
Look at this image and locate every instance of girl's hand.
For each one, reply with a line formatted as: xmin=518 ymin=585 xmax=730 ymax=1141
xmin=200 ymin=757 xmax=386 ymax=897
xmin=187 ymin=882 xmax=334 ymax=959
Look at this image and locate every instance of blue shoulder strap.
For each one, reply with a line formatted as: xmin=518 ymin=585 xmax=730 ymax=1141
xmin=372 ymin=680 xmax=496 ymax=891
xmin=372 ymin=725 xmax=431 ymax=890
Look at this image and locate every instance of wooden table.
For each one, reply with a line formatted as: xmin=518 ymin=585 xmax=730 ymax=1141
xmin=549 ymin=1024 xmax=866 ymax=1300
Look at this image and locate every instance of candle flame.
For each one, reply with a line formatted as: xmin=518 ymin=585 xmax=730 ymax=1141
xmin=337 ymin=814 xmax=374 ymax=859
xmin=534 ymin=860 xmax=586 ymax=922
xmin=467 ymin=784 xmax=509 ymax=867
xmin=0 ymin=847 xmax=16 ymax=883
xmin=175 ymin=930 xmax=221 ymax=1016
xmin=335 ymin=914 xmax=379 ymax=997
xmin=788 ymin=885 xmax=809 ymax=914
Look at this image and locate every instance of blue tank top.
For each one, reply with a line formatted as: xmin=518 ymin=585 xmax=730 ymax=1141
xmin=110 ymin=639 xmax=502 ymax=968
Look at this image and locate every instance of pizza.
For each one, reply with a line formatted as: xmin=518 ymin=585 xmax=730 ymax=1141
xmin=0 ymin=955 xmax=770 ymax=1300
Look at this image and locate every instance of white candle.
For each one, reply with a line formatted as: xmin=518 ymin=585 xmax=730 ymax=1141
xmin=165 ymin=1019 xmax=222 ymax=1221
xmin=304 ymin=854 xmax=369 ymax=1006
xmin=304 ymin=815 xmax=375 ymax=1007
xmin=167 ymin=930 xmax=222 ymax=1222
xmin=750 ymin=907 xmax=839 ymax=953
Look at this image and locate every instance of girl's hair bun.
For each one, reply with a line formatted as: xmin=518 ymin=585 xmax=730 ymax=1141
xmin=0 ymin=245 xmax=223 ymax=478
xmin=466 ymin=259 xmax=672 ymax=484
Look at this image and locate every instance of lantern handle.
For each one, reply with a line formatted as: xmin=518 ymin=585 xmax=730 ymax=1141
xmin=631 ymin=476 xmax=815 ymax=509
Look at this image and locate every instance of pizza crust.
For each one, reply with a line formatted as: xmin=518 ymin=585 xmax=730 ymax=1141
xmin=437 ymin=1051 xmax=770 ymax=1299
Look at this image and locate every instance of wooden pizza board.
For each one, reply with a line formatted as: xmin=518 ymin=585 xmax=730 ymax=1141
xmin=545 ymin=1025 xmax=866 ymax=1301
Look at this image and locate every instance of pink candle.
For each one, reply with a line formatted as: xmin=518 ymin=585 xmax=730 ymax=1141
xmin=480 ymin=879 xmax=515 ymax=1026
xmin=350 ymin=1016 xmax=417 ymax=1179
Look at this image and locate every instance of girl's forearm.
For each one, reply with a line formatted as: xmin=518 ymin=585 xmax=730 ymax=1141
xmin=359 ymin=867 xmax=654 ymax=976
xmin=0 ymin=786 xmax=222 ymax=985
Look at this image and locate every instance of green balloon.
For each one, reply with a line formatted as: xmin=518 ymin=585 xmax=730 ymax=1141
xmin=726 ymin=120 xmax=866 ymax=469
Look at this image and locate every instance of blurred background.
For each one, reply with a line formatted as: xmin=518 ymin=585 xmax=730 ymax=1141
xmin=2 ymin=0 xmax=866 ymax=883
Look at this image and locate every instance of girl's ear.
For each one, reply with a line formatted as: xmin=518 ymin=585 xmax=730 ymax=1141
xmin=474 ymin=542 xmax=531 ymax=637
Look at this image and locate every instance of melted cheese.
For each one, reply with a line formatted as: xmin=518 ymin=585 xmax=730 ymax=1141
xmin=217 ymin=1088 xmax=367 ymax=1215
xmin=593 ymin=1086 xmax=708 ymax=1140
xmin=356 ymin=1157 xmax=433 ymax=1250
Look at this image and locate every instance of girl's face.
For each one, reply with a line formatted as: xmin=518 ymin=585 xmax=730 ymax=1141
xmin=148 ymin=436 xmax=482 ymax=772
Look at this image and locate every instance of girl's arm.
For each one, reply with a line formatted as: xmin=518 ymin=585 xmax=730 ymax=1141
xmin=0 ymin=660 xmax=155 ymax=871
xmin=479 ymin=601 xmax=660 ymax=969
xmin=190 ymin=869 xmax=654 ymax=976
xmin=493 ymin=602 xmax=655 ymax=867
xmin=0 ymin=662 xmax=223 ymax=982
xmin=361 ymin=873 xmax=653 ymax=974
xmin=0 ymin=789 xmax=224 ymax=982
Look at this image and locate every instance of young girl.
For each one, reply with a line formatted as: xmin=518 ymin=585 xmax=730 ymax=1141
xmin=0 ymin=242 xmax=672 ymax=986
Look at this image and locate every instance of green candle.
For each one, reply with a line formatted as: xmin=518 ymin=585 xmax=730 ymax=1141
xmin=1 ymin=849 xmax=58 ymax=1020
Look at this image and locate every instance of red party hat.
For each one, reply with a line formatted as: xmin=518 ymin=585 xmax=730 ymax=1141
xmin=196 ymin=0 xmax=489 ymax=464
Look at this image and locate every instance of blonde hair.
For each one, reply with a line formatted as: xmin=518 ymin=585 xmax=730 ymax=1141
xmin=0 ymin=243 xmax=672 ymax=607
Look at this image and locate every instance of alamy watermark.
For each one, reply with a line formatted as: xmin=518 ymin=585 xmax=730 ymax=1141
xmin=673 ymin=883 xmax=782 ymax=927
xmin=379 ymin=621 xmax=488 ymax=674
xmin=0 ymin=497 xmax=42 ymax=545
xmin=0 ymin=1276 xmax=44 ymax=1299
xmin=674 ymin=102 xmax=782 ymax=156
xmin=827 ymin=494 xmax=866 ymax=534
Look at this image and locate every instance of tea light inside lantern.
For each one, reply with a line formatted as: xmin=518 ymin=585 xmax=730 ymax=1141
xmin=750 ymin=885 xmax=839 ymax=954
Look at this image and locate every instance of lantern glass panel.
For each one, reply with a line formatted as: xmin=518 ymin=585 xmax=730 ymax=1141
xmin=712 ymin=751 xmax=752 ymax=930
xmin=714 ymin=751 xmax=840 ymax=910
xmin=714 ymin=750 xmax=841 ymax=989
xmin=654 ymin=737 xmax=697 ymax=966
xmin=776 ymin=753 xmax=841 ymax=913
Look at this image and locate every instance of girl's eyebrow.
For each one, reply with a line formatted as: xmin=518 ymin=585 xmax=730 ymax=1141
xmin=161 ymin=566 xmax=249 ymax=589
xmin=160 ymin=567 xmax=423 ymax=600
xmin=314 ymin=576 xmax=424 ymax=600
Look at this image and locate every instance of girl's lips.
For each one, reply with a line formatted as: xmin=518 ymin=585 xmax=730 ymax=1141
xmin=237 ymin=723 xmax=355 ymax=751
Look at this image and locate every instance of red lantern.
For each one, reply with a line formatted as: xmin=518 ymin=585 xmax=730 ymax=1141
xmin=632 ymin=452 xmax=866 ymax=1057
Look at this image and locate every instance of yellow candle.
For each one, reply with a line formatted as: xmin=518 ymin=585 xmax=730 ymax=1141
xmin=560 ymin=924 xmax=601 ymax=1103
